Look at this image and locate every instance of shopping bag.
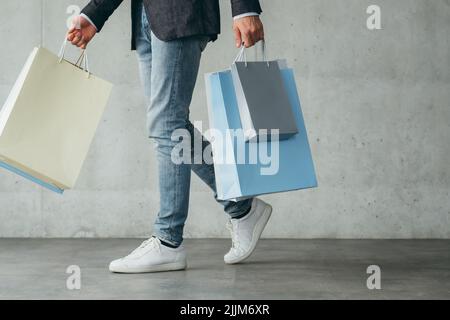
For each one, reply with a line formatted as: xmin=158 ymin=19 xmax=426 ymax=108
xmin=205 ymin=63 xmax=317 ymax=201
xmin=230 ymin=42 xmax=298 ymax=142
xmin=0 ymin=41 xmax=113 ymax=193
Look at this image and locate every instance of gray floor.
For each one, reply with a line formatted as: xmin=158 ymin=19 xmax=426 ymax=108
xmin=0 ymin=239 xmax=449 ymax=300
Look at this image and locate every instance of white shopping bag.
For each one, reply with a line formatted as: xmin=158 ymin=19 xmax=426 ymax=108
xmin=0 ymin=40 xmax=113 ymax=193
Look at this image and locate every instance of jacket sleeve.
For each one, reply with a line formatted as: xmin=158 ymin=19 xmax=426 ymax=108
xmin=230 ymin=0 xmax=262 ymax=17
xmin=81 ymin=0 xmax=124 ymax=32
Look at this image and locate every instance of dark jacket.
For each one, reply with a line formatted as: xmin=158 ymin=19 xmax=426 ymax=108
xmin=81 ymin=0 xmax=262 ymax=50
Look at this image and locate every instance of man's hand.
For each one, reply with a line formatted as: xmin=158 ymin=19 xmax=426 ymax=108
xmin=67 ymin=16 xmax=97 ymax=49
xmin=233 ymin=15 xmax=264 ymax=48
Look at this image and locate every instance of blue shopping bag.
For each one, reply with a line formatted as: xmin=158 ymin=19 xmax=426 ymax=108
xmin=0 ymin=161 xmax=64 ymax=194
xmin=205 ymin=67 xmax=317 ymax=201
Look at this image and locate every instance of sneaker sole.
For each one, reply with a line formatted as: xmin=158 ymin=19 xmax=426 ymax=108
xmin=225 ymin=203 xmax=272 ymax=265
xmin=109 ymin=261 xmax=187 ymax=274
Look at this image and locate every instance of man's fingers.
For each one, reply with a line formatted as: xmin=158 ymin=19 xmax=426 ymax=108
xmin=241 ymin=32 xmax=249 ymax=48
xmin=251 ymin=25 xmax=264 ymax=43
xmin=72 ymin=34 xmax=85 ymax=47
xmin=76 ymin=38 xmax=86 ymax=48
xmin=66 ymin=16 xmax=95 ymax=49
xmin=67 ymin=18 xmax=80 ymax=42
xmin=67 ymin=29 xmax=79 ymax=41
xmin=259 ymin=26 xmax=265 ymax=42
xmin=76 ymin=41 xmax=86 ymax=49
xmin=67 ymin=32 xmax=77 ymax=42
xmin=234 ymin=27 xmax=242 ymax=48
xmin=70 ymin=30 xmax=81 ymax=39
xmin=75 ymin=38 xmax=85 ymax=47
xmin=235 ymin=27 xmax=262 ymax=48
xmin=242 ymin=32 xmax=254 ymax=48
xmin=258 ymin=31 xmax=264 ymax=43
xmin=233 ymin=16 xmax=264 ymax=48
xmin=70 ymin=36 xmax=80 ymax=46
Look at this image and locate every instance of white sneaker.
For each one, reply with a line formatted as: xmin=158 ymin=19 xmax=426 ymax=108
xmin=224 ymin=198 xmax=272 ymax=264
xmin=109 ymin=237 xmax=187 ymax=273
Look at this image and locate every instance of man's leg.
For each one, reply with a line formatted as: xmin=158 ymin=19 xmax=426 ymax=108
xmin=147 ymin=30 xmax=214 ymax=247
xmin=108 ymin=5 xmax=195 ymax=273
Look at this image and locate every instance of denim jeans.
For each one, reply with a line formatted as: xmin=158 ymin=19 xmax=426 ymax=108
xmin=135 ymin=4 xmax=252 ymax=247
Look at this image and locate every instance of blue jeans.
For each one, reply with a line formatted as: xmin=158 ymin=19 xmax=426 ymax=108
xmin=135 ymin=4 xmax=252 ymax=247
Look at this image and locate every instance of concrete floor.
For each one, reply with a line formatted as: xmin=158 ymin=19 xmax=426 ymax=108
xmin=0 ymin=239 xmax=449 ymax=300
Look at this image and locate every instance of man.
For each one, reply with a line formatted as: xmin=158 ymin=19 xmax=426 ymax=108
xmin=68 ymin=0 xmax=272 ymax=273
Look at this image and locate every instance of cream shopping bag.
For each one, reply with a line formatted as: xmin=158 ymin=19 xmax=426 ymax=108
xmin=0 ymin=41 xmax=113 ymax=193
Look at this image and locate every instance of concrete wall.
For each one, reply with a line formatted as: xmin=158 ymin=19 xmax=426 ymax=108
xmin=0 ymin=0 xmax=449 ymax=238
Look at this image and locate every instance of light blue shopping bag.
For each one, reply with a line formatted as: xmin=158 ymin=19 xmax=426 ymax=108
xmin=0 ymin=161 xmax=64 ymax=194
xmin=205 ymin=67 xmax=317 ymax=201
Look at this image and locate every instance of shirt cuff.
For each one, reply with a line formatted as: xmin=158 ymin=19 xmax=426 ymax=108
xmin=80 ymin=13 xmax=98 ymax=31
xmin=233 ymin=12 xmax=259 ymax=20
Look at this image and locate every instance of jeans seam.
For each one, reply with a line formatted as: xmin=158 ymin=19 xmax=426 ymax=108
xmin=166 ymin=40 xmax=184 ymax=244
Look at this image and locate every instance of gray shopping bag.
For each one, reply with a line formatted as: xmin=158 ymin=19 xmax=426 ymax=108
xmin=231 ymin=43 xmax=298 ymax=142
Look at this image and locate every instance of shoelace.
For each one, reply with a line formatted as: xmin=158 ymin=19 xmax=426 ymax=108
xmin=128 ymin=237 xmax=161 ymax=257
xmin=226 ymin=220 xmax=240 ymax=250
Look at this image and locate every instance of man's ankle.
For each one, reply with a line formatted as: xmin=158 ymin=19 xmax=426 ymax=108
xmin=155 ymin=236 xmax=180 ymax=249
xmin=232 ymin=206 xmax=252 ymax=220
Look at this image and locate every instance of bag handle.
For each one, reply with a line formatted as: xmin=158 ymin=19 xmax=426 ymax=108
xmin=58 ymin=36 xmax=91 ymax=77
xmin=233 ymin=39 xmax=269 ymax=67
